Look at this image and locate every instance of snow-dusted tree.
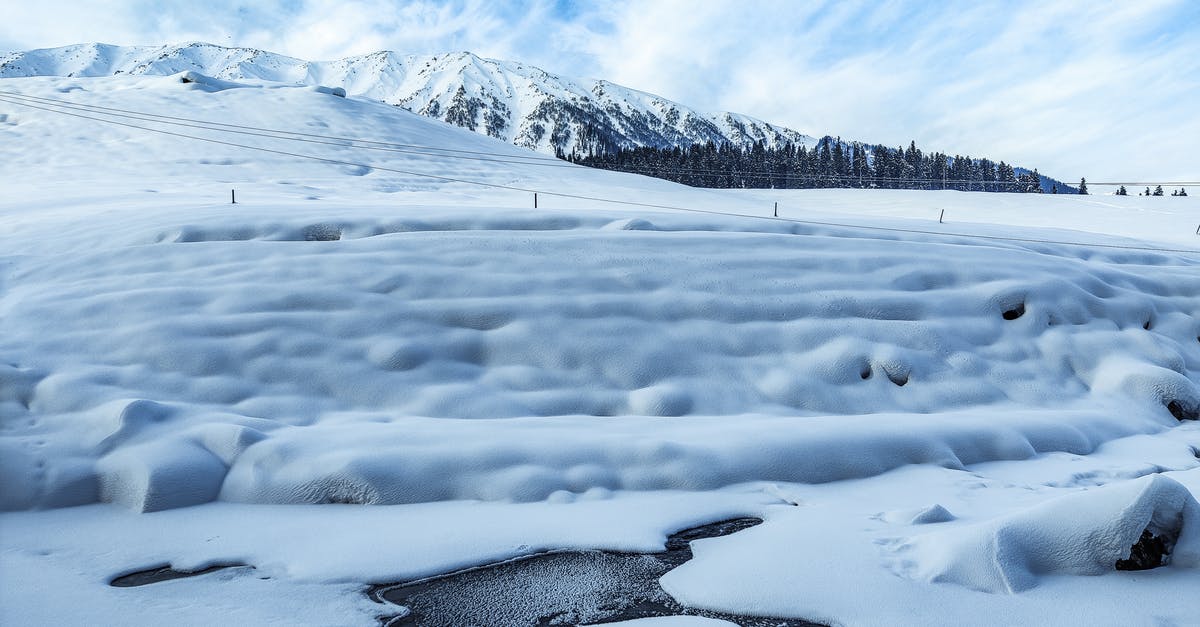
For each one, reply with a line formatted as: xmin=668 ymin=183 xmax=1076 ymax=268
xmin=1078 ymin=178 xmax=1088 ymax=195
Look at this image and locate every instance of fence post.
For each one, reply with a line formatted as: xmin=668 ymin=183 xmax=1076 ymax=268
xmin=231 ymin=189 xmax=236 ymax=204
xmin=939 ymin=209 xmax=945 ymax=224
xmin=774 ymin=202 xmax=778 ymax=217
xmin=534 ymin=192 xmax=538 ymax=209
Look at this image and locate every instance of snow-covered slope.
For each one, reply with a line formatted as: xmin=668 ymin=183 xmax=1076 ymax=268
xmin=0 ymin=42 xmax=816 ymax=155
xmin=1 ymin=74 xmax=1199 ymax=626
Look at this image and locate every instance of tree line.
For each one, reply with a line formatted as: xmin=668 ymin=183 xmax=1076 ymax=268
xmin=565 ymin=137 xmax=1068 ymax=193
xmin=1114 ymin=185 xmax=1188 ymax=197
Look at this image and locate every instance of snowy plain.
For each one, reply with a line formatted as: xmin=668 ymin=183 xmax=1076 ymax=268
xmin=1 ymin=73 xmax=1199 ymax=626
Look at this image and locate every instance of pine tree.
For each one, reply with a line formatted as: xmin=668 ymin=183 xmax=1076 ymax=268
xmin=997 ymin=162 xmax=1017 ymax=192
xmin=1078 ymin=178 xmax=1088 ymax=195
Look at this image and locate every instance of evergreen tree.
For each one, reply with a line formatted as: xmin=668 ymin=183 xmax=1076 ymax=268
xmin=1052 ymin=186 xmax=1058 ymax=194
xmin=997 ymin=162 xmax=1017 ymax=192
xmin=932 ymin=153 xmax=949 ymax=189
xmin=1078 ymin=178 xmax=1088 ymax=195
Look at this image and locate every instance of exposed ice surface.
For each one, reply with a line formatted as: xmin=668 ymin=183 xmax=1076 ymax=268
xmin=1 ymin=74 xmax=1199 ymax=625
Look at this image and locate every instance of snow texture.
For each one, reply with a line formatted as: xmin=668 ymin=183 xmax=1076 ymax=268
xmin=1 ymin=73 xmax=1199 ymax=626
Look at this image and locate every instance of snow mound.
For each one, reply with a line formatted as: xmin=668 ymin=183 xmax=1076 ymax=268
xmin=886 ymin=474 xmax=1200 ymax=593
xmin=97 ymin=438 xmax=228 ymax=512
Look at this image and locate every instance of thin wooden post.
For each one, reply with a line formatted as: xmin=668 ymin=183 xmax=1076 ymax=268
xmin=938 ymin=209 xmax=945 ymax=224
xmin=774 ymin=202 xmax=778 ymax=217
xmin=534 ymin=192 xmax=538 ymax=209
xmin=231 ymin=189 xmax=237 ymax=204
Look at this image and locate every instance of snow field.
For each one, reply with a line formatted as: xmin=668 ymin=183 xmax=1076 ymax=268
xmin=3 ymin=207 xmax=1197 ymax=511
xmin=2 ymin=73 xmax=1200 ymax=625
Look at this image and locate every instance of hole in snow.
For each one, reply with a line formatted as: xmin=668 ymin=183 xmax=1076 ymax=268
xmin=886 ymin=370 xmax=909 ymax=387
xmin=1166 ymin=399 xmax=1198 ymax=421
xmin=1143 ymin=319 xmax=1153 ymax=331
xmin=1115 ymin=529 xmax=1173 ymax=571
xmin=860 ymin=366 xmax=872 ymax=380
xmin=1002 ymin=302 xmax=1025 ymax=321
xmin=370 ymin=517 xmax=823 ymax=627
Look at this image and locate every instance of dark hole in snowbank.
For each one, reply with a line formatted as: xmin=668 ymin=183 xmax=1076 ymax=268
xmin=1116 ymin=529 xmax=1172 ymax=571
xmin=860 ymin=366 xmax=872 ymax=380
xmin=110 ymin=562 xmax=250 ymax=587
xmin=1001 ymin=302 xmax=1025 ymax=321
xmin=369 ymin=517 xmax=824 ymax=627
xmin=885 ymin=370 xmax=908 ymax=387
xmin=1167 ymin=399 xmax=1198 ymax=421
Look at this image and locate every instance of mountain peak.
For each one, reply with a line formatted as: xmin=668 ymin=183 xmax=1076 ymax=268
xmin=0 ymin=41 xmax=816 ymax=156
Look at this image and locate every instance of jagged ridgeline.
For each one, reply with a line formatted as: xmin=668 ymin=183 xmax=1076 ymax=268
xmin=568 ymin=138 xmax=1074 ymax=193
xmin=0 ymin=42 xmax=813 ymax=158
xmin=0 ymin=42 xmax=1073 ymax=192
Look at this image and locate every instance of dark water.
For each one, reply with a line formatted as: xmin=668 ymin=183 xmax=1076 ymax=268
xmin=109 ymin=562 xmax=249 ymax=587
xmin=369 ymin=517 xmax=823 ymax=627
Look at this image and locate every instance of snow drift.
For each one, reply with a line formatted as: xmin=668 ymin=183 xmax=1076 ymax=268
xmin=886 ymin=474 xmax=1200 ymax=593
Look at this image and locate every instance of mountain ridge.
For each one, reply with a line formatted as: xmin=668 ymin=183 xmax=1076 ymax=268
xmin=0 ymin=41 xmax=816 ymax=157
xmin=1 ymin=42 xmax=1072 ymax=190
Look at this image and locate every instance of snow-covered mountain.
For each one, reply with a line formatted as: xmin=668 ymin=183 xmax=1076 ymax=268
xmin=0 ymin=41 xmax=817 ymax=156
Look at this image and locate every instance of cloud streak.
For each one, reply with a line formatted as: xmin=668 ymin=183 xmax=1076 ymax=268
xmin=2 ymin=0 xmax=1196 ymax=181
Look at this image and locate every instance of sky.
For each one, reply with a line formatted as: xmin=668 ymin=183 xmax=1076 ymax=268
xmin=3 ymin=0 xmax=1197 ymax=184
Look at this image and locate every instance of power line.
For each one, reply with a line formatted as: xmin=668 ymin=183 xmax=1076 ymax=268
xmin=0 ymin=90 xmax=579 ymax=170
xmin=3 ymin=91 xmax=1199 ymax=258
xmin=0 ymin=89 xmax=564 ymax=162
xmin=6 ymin=90 xmax=1192 ymax=190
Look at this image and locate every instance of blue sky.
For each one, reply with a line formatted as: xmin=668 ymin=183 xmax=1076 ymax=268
xmin=3 ymin=0 xmax=1197 ymax=183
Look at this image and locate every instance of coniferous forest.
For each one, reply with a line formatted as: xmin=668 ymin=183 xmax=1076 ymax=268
xmin=565 ymin=137 xmax=1069 ymax=193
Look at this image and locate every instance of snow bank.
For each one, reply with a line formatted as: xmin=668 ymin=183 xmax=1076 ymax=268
xmin=886 ymin=474 xmax=1200 ymax=593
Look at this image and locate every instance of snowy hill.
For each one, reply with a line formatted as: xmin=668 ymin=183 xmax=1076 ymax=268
xmin=0 ymin=41 xmax=817 ymax=156
xmin=1 ymin=73 xmax=1199 ymax=626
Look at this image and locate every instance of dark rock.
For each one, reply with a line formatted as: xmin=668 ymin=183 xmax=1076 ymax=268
xmin=1167 ymin=399 xmax=1198 ymax=421
xmin=1002 ymin=302 xmax=1025 ymax=320
xmin=1115 ymin=530 xmax=1170 ymax=571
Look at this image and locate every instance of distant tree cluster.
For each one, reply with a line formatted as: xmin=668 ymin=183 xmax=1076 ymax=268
xmin=566 ymin=137 xmax=1059 ymax=193
xmin=1135 ymin=185 xmax=1188 ymax=196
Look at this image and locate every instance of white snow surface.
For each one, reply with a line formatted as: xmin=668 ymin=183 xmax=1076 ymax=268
xmin=1 ymin=74 xmax=1200 ymax=625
